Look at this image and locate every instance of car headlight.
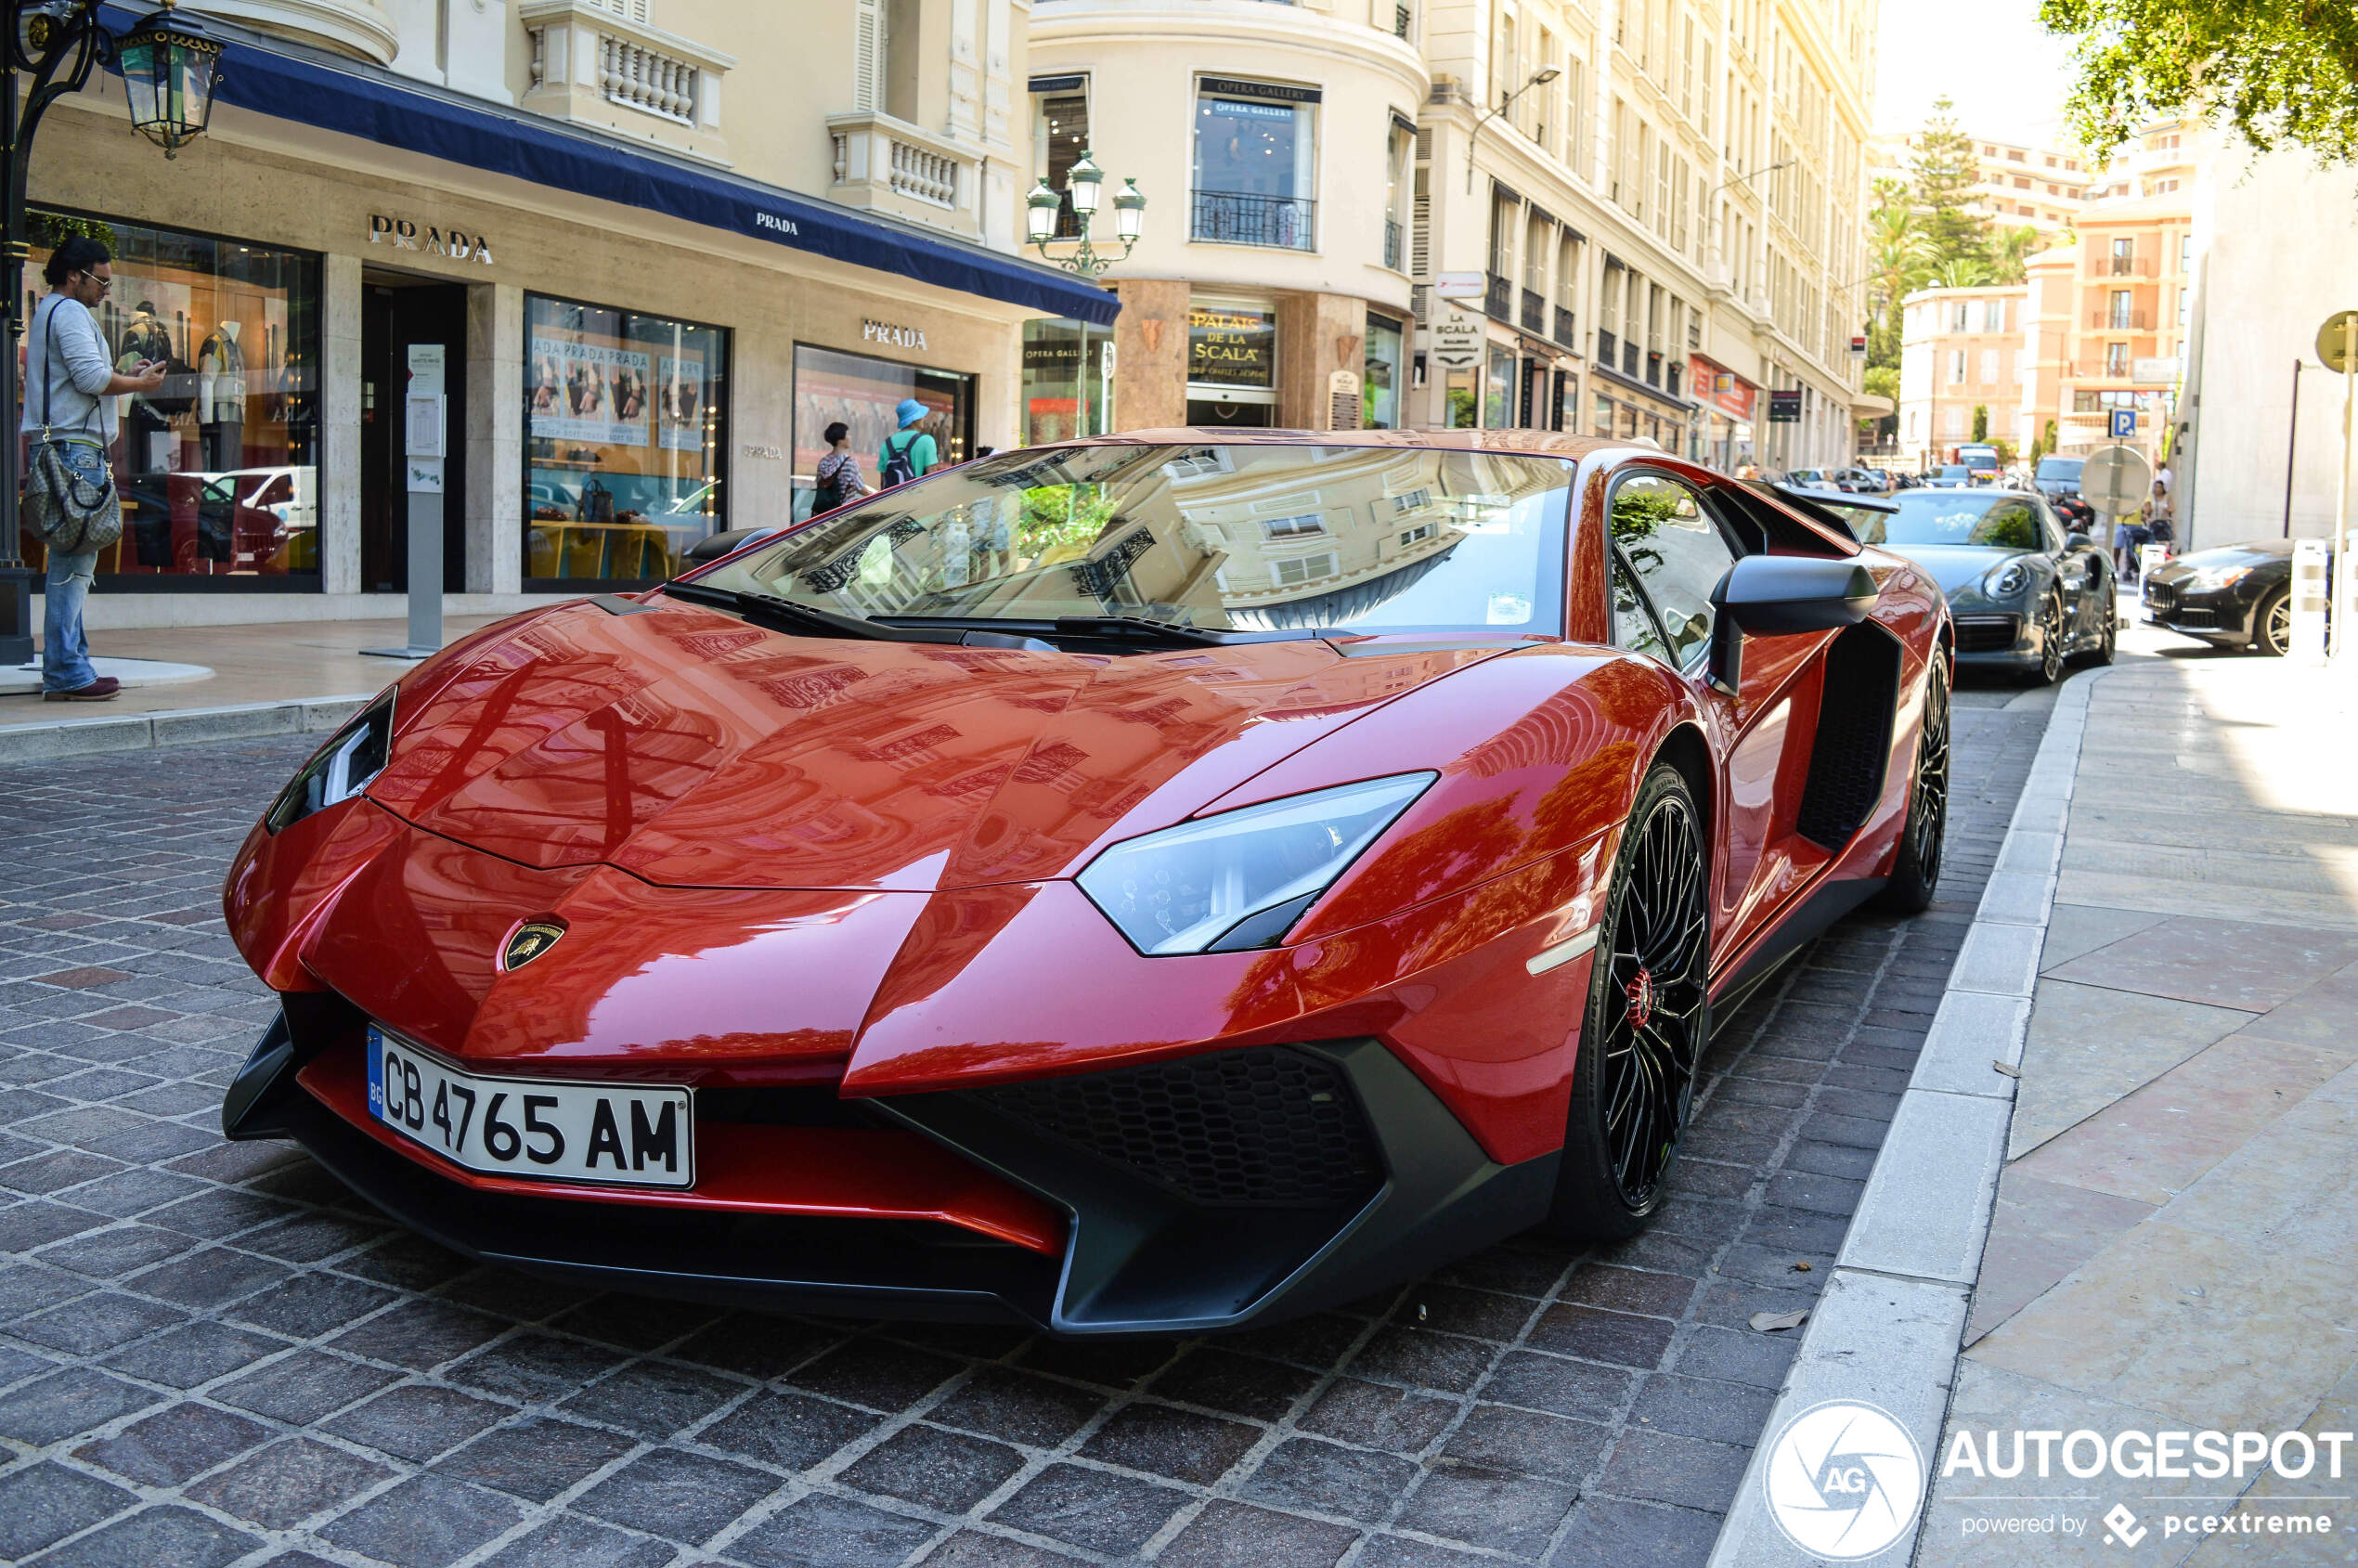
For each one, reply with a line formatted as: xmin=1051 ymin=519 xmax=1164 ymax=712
xmin=1077 ymin=772 xmax=1435 ymax=955
xmin=1981 ymin=561 xmax=2030 ymax=599
xmin=264 ymin=691 xmax=395 ymax=834
xmin=2182 ymin=564 xmax=2253 ymax=592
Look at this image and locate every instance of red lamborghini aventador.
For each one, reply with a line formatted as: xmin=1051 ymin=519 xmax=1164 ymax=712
xmin=220 ymin=431 xmax=1951 ymax=1336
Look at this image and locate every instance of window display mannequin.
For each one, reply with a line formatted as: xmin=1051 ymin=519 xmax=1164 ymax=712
xmin=116 ymin=299 xmax=175 ymax=478
xmin=198 ymin=318 xmax=245 ymax=473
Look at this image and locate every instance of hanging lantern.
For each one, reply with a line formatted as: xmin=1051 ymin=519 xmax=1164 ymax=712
xmin=117 ymin=3 xmax=225 ymax=160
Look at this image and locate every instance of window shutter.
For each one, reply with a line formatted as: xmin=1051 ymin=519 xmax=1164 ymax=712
xmin=1411 ymin=167 xmax=1431 ymax=276
xmin=852 ymin=0 xmax=884 ymax=113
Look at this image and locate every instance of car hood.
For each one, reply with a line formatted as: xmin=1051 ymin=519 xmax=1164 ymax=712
xmin=363 ymin=597 xmax=1509 ymax=893
xmin=1872 ymin=542 xmax=2029 ymax=596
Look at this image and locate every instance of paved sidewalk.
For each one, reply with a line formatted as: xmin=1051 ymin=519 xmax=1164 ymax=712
xmin=1922 ymin=647 xmax=2358 ymax=1564
xmin=0 ymin=616 xmax=519 ymax=733
xmin=0 ymin=690 xmax=2048 ymax=1566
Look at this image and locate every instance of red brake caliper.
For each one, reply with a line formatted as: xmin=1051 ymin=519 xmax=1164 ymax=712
xmin=1625 ymin=967 xmax=1656 ymax=1030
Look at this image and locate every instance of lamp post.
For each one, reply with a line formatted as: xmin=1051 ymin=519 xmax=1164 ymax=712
xmin=1463 ymin=67 xmax=1562 ymax=194
xmin=0 ymin=1 xmax=221 ymax=667
xmin=1026 ymin=149 xmax=1146 ymax=281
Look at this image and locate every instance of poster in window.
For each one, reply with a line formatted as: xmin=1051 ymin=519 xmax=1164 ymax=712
xmin=528 ymin=330 xmax=650 ymax=448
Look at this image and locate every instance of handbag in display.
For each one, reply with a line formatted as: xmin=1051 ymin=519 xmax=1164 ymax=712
xmin=23 ymin=296 xmax=123 ymax=556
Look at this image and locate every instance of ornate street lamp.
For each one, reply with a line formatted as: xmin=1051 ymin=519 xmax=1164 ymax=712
xmin=0 ymin=1 xmax=223 ymax=663
xmin=1027 ymin=149 xmax=1145 ymax=280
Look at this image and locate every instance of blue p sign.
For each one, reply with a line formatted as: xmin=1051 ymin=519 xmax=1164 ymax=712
xmin=2109 ymin=408 xmax=2137 ymax=438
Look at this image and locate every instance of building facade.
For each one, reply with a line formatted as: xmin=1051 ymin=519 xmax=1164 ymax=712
xmin=1866 ymin=129 xmax=2090 ymax=239
xmin=2016 ymin=193 xmax=2193 ymax=466
xmin=1027 ymin=0 xmax=1875 ymax=473
xmin=33 ymin=0 xmax=1112 ymax=628
xmin=1896 ymin=283 xmax=2026 ymax=467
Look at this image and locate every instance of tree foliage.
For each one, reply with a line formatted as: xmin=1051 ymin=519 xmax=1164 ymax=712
xmin=1912 ymin=98 xmax=1989 ymax=268
xmin=2041 ymin=0 xmax=2358 ymax=164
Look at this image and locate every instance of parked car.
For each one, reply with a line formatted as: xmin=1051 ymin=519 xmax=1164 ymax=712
xmin=1924 ymin=465 xmax=1973 ymax=489
xmin=219 ymin=430 xmax=1955 ymax=1336
xmin=2032 ymin=456 xmax=2084 ymax=502
xmin=1847 ymin=487 xmax=2115 ymax=682
xmin=1783 ymin=468 xmax=1841 ymax=492
xmin=2141 ymin=540 xmax=2312 ymax=656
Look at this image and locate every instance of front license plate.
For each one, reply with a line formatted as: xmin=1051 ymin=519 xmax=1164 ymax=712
xmin=366 ymin=1026 xmax=693 ymax=1189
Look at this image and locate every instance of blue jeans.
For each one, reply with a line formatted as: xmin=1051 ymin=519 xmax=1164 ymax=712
xmin=39 ymin=442 xmax=107 ymax=692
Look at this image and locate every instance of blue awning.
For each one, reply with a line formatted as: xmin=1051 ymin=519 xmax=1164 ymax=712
xmin=97 ymin=6 xmax=1119 ymax=325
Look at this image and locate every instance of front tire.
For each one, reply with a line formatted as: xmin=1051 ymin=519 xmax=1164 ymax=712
xmin=1547 ymin=764 xmax=1711 ymax=1241
xmin=2253 ymin=589 xmax=2291 ymax=656
xmin=1872 ymin=651 xmax=1950 ymax=915
xmin=2026 ymin=594 xmax=2066 ymax=685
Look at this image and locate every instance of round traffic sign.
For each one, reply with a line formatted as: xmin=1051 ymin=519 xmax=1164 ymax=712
xmin=2318 ymin=311 xmax=2358 ymax=373
xmin=2080 ymin=444 xmax=2152 ymax=516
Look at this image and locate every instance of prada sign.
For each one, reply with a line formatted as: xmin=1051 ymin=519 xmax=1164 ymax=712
xmin=368 ymin=214 xmax=496 ymax=266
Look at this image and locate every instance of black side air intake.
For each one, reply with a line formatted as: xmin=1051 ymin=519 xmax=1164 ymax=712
xmin=1794 ymin=623 xmax=1903 ymax=850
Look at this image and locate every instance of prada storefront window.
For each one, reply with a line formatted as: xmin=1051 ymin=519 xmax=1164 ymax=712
xmin=791 ymin=343 xmax=975 ymax=516
xmin=524 ymin=294 xmax=729 ymax=585
xmin=22 ymin=211 xmax=320 ymax=585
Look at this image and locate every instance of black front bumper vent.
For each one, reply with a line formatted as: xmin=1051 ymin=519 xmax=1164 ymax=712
xmin=974 ymin=1046 xmax=1382 ymax=1208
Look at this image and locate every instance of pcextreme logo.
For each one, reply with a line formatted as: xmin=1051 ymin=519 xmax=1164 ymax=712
xmin=1764 ymin=1399 xmax=1928 ymax=1560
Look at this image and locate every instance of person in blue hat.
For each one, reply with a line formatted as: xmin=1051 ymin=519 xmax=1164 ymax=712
xmin=878 ymin=397 xmax=937 ymax=488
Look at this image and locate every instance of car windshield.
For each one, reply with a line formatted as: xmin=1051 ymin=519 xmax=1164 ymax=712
xmin=2035 ymin=458 xmax=2083 ymax=482
xmin=686 ymin=443 xmax=1574 ymax=638
xmin=1852 ymin=491 xmax=2045 ymax=550
xmin=1936 ymin=467 xmax=1968 ymax=479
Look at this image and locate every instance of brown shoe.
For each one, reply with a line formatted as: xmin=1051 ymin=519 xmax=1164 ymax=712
xmin=44 ymin=677 xmax=121 ymax=702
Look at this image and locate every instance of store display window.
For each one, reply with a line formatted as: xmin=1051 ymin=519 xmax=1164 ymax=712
xmin=523 ymin=293 xmax=729 ymax=584
xmin=1364 ymin=313 xmax=1405 ymax=430
xmin=791 ymin=343 xmax=974 ymax=517
xmin=1021 ymin=319 xmax=1114 ymax=446
xmin=21 ymin=210 xmax=320 ymax=586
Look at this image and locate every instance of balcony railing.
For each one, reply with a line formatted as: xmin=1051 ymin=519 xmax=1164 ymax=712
xmin=521 ymin=0 xmax=732 ymax=157
xmin=827 ymin=112 xmax=983 ymax=236
xmin=1521 ymin=289 xmax=1545 ymax=335
xmin=1484 ymin=272 xmax=1512 ymax=320
xmin=1394 ymin=3 xmax=1412 ymax=39
xmin=1384 ymin=218 xmax=1404 ymax=272
xmin=1411 ymin=284 xmax=1430 ymax=324
xmin=1553 ymin=305 xmax=1578 ymax=349
xmin=1622 ymin=339 xmax=1640 ymax=378
xmin=2092 ymin=308 xmax=2151 ymax=330
xmin=1191 ymin=190 xmax=1316 ymax=251
xmin=1598 ymin=329 xmax=1618 ymax=367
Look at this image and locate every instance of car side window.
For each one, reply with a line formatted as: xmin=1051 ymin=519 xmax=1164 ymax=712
xmin=1610 ymin=554 xmax=1672 ymax=661
xmin=1609 ymin=473 xmax=1738 ymax=667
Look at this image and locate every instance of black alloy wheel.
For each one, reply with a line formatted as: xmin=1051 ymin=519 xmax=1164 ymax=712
xmin=2255 ymin=589 xmax=2292 ymax=657
xmin=2074 ymin=584 xmax=2117 ymax=667
xmin=2030 ymin=594 xmax=2066 ymax=685
xmin=1873 ymin=651 xmax=1950 ymax=914
xmin=1548 ymin=764 xmax=1711 ymax=1238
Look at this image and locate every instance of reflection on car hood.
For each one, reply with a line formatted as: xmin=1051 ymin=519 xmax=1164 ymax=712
xmin=1872 ymin=542 xmax=2029 ymax=596
xmin=362 ymin=597 xmax=1509 ymax=892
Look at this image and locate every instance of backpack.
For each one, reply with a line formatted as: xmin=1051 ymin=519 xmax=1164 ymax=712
xmin=880 ymin=432 xmax=919 ymax=488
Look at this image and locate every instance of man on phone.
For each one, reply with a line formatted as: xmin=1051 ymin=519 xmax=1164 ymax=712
xmin=24 ymin=238 xmax=165 ymax=702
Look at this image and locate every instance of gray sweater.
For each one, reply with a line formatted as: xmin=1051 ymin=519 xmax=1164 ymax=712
xmin=21 ymin=293 xmax=116 ymax=442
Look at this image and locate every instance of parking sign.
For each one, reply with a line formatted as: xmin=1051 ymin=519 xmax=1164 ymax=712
xmin=2107 ymin=408 xmax=2136 ymax=438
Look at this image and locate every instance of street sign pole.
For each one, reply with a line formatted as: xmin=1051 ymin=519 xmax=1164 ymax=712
xmin=2313 ymin=311 xmax=2358 ymax=663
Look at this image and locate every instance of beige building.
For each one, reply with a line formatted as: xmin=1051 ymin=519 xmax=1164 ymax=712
xmin=31 ymin=0 xmax=1109 ymax=628
xmin=1867 ymin=129 xmax=2090 ymax=238
xmin=2017 ymin=192 xmax=2194 ymax=464
xmin=1896 ymin=283 xmax=2027 ymax=467
xmin=1029 ymin=0 xmax=1878 ymax=471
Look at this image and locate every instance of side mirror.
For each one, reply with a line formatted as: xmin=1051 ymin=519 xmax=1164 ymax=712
xmin=1706 ymin=556 xmax=1880 ymax=693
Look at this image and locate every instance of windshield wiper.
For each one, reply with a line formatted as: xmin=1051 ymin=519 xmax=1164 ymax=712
xmin=659 ymin=580 xmax=955 ymax=643
xmin=871 ymin=613 xmax=1307 ymax=648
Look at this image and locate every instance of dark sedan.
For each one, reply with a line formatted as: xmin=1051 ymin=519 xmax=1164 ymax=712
xmin=2141 ymin=541 xmax=2309 ymax=656
xmin=1847 ymin=488 xmax=2116 ymax=681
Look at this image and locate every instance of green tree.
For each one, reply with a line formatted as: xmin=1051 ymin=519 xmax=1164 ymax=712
xmin=1911 ymin=97 xmax=1990 ymax=270
xmin=1864 ymin=364 xmax=1900 ymax=402
xmin=1972 ymin=405 xmax=1990 ymax=441
xmin=1864 ymin=189 xmax=1934 ymax=370
xmin=2041 ymin=0 xmax=2358 ymax=164
xmin=1933 ymin=256 xmax=1996 ymax=289
xmin=1989 ymin=225 xmax=2041 ymax=284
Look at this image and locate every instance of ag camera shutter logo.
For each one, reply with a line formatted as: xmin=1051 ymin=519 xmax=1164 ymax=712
xmin=1763 ymin=1399 xmax=1927 ymax=1559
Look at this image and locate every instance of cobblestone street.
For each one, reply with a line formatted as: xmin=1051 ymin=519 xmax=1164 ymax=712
xmin=0 ymin=687 xmax=2044 ymax=1568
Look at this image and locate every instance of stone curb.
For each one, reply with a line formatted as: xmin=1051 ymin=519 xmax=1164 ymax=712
xmin=0 ymin=693 xmax=377 ymax=765
xmin=1706 ymin=664 xmax=2109 ymax=1567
